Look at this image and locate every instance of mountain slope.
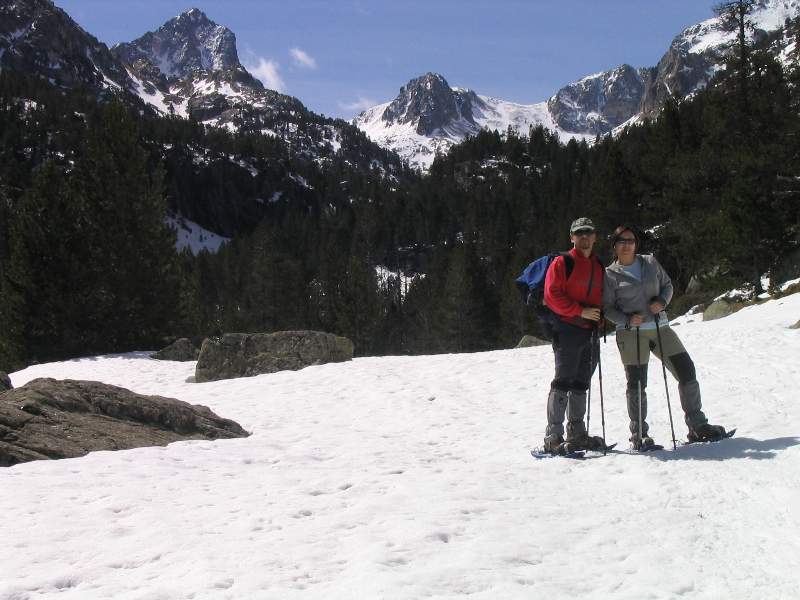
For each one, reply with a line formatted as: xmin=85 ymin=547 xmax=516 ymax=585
xmin=111 ymin=8 xmax=304 ymax=128
xmin=354 ymin=73 xmax=594 ymax=170
xmin=3 ymin=292 xmax=800 ymax=598
xmin=0 ymin=1 xmax=411 ymax=246
xmin=355 ymin=0 xmax=800 ymax=170
xmin=0 ymin=0 xmax=134 ymax=93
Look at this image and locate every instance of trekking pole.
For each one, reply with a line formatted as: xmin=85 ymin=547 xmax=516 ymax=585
xmin=586 ymin=325 xmax=594 ymax=437
xmin=597 ymin=325 xmax=607 ymax=455
xmin=636 ymin=326 xmax=644 ymax=446
xmin=655 ymin=315 xmax=678 ymax=450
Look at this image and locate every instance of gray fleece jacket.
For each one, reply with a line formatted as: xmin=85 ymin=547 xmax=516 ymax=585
xmin=603 ymin=254 xmax=673 ymax=327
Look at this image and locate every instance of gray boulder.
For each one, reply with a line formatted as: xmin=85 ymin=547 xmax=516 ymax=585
xmin=703 ymin=299 xmax=740 ymax=322
xmin=516 ymin=335 xmax=549 ymax=348
xmin=153 ymin=338 xmax=200 ymax=361
xmin=195 ymin=330 xmax=354 ymax=383
xmin=790 ymin=319 xmax=800 ymax=330
xmin=0 ymin=372 xmax=11 ymax=392
xmin=0 ymin=378 xmax=248 ymax=467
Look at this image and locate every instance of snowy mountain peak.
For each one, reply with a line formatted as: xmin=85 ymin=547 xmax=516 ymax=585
xmin=380 ymin=72 xmax=480 ymax=136
xmin=356 ymin=1 xmax=800 ymax=169
xmin=113 ymin=9 xmax=241 ymax=80
xmin=181 ymin=7 xmax=206 ymax=21
xmin=354 ymin=72 xmax=589 ymax=170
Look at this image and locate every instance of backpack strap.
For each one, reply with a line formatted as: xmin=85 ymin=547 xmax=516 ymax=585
xmin=560 ymin=252 xmax=575 ymax=281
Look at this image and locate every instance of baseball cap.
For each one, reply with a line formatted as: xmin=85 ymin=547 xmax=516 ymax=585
xmin=570 ymin=217 xmax=596 ymax=234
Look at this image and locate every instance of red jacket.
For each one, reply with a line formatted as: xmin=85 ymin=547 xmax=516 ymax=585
xmin=544 ymin=248 xmax=603 ymax=328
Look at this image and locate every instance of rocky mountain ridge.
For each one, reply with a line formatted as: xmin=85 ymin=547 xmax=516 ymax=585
xmin=114 ymin=8 xmax=242 ymax=79
xmin=354 ymin=73 xmax=583 ymax=170
xmin=0 ymin=0 xmax=407 ymax=246
xmin=0 ymin=0 xmax=133 ymax=92
xmin=0 ymin=2 xmax=388 ymax=158
xmin=355 ymin=0 xmax=800 ymax=169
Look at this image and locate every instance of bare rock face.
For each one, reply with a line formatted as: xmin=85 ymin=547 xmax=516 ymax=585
xmin=0 ymin=378 xmax=248 ymax=467
xmin=153 ymin=338 xmax=200 ymax=361
xmin=0 ymin=372 xmax=12 ymax=392
xmin=0 ymin=0 xmax=134 ymax=93
xmin=639 ymin=46 xmax=718 ymax=115
xmin=381 ymin=72 xmax=486 ymax=137
xmin=113 ymin=8 xmax=242 ymax=80
xmin=195 ymin=330 xmax=354 ymax=383
xmin=548 ymin=64 xmax=647 ymax=135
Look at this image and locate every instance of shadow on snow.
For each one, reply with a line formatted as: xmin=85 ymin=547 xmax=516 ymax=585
xmin=621 ymin=436 xmax=800 ymax=462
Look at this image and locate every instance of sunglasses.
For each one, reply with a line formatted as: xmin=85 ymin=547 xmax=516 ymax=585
xmin=572 ymin=229 xmax=595 ymax=236
xmin=614 ymin=238 xmax=637 ymax=245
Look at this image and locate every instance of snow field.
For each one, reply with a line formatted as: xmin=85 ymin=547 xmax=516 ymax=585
xmin=2 ymin=294 xmax=800 ymax=599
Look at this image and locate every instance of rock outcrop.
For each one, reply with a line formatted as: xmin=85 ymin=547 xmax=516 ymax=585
xmin=381 ymin=72 xmax=484 ymax=136
xmin=0 ymin=378 xmax=248 ymax=467
xmin=703 ymin=299 xmax=741 ymax=321
xmin=0 ymin=372 xmax=12 ymax=392
xmin=548 ymin=64 xmax=647 ymax=135
xmin=195 ymin=330 xmax=354 ymax=382
xmin=153 ymin=338 xmax=200 ymax=361
xmin=515 ymin=335 xmax=549 ymax=348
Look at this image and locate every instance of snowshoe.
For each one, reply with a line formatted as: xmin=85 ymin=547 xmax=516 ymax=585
xmin=630 ymin=434 xmax=663 ymax=452
xmin=686 ymin=425 xmax=735 ymax=444
xmin=530 ymin=445 xmax=585 ymax=460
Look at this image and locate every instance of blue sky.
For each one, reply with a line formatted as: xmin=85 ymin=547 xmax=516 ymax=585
xmin=55 ymin=1 xmax=717 ymax=119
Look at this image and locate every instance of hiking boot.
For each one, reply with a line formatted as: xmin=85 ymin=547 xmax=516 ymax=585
xmin=566 ymin=432 xmax=607 ymax=451
xmin=543 ymin=434 xmax=564 ymax=454
xmin=565 ymin=429 xmax=587 ymax=445
xmin=584 ymin=435 xmax=608 ymax=451
xmin=687 ymin=423 xmax=727 ymax=443
xmin=630 ymin=434 xmax=657 ymax=451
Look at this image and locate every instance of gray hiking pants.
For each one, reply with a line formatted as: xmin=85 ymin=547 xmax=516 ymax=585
xmin=615 ymin=325 xmax=707 ymax=434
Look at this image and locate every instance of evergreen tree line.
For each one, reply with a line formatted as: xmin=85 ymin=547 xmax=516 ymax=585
xmin=1 ymin=11 xmax=799 ymax=369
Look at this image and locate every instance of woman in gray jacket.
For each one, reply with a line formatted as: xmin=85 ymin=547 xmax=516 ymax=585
xmin=603 ymin=225 xmax=726 ymax=449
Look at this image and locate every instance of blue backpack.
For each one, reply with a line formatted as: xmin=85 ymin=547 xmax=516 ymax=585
xmin=515 ymin=252 xmax=575 ymax=315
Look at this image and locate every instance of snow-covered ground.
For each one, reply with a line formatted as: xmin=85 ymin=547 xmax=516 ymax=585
xmin=2 ymin=293 xmax=800 ymax=599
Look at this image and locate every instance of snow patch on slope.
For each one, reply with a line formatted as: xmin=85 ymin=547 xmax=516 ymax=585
xmin=678 ymin=0 xmax=800 ymax=54
xmin=166 ymin=214 xmax=229 ymax=254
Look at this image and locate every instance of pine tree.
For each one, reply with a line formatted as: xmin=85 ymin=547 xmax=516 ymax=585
xmin=0 ymin=162 xmax=81 ymax=366
xmin=714 ymin=0 xmax=757 ymax=124
xmin=67 ymin=100 xmax=182 ymax=352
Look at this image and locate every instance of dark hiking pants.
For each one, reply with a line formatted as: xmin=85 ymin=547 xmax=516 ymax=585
xmin=545 ymin=321 xmax=597 ymax=441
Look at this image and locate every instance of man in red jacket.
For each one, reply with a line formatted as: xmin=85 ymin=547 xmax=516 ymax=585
xmin=542 ymin=217 xmax=605 ymax=454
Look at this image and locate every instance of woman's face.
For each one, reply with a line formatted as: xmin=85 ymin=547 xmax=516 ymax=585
xmin=614 ymin=229 xmax=637 ymax=261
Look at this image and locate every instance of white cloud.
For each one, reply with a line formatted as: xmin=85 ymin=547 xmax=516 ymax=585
xmin=246 ymin=58 xmax=285 ymax=92
xmin=339 ymin=96 xmax=377 ymax=113
xmin=290 ymin=47 xmax=317 ymax=70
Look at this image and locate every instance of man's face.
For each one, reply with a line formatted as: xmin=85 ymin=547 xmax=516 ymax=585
xmin=571 ymin=229 xmax=596 ymax=251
